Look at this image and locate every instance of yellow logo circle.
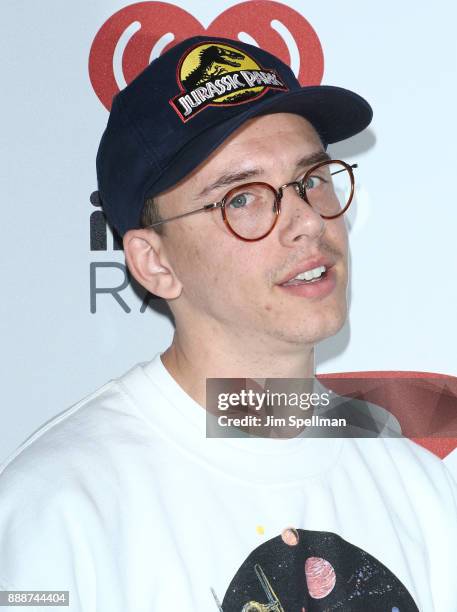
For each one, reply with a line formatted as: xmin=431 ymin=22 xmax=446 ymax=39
xmin=180 ymin=43 xmax=264 ymax=103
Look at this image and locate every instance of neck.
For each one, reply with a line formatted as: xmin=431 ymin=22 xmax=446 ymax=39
xmin=160 ymin=324 xmax=316 ymax=409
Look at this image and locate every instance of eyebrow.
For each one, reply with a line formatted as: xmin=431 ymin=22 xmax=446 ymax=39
xmin=196 ymin=150 xmax=331 ymax=200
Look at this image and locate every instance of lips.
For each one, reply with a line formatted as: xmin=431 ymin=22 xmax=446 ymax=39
xmin=277 ymin=257 xmax=335 ymax=286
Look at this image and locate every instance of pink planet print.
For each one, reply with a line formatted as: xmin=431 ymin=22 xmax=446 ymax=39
xmin=305 ymin=556 xmax=336 ymax=599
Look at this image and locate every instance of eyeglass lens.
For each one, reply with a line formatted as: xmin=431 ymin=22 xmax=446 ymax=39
xmin=223 ymin=161 xmax=353 ymax=240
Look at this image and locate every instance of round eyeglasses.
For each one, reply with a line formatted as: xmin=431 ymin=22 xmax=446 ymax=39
xmin=146 ymin=159 xmax=357 ymax=242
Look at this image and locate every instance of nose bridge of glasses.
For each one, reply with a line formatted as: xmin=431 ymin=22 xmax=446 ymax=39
xmin=278 ymin=179 xmax=306 ymax=203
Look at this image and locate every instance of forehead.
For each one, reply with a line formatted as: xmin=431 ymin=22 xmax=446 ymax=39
xmin=196 ymin=113 xmax=323 ymax=184
xmin=157 ymin=113 xmax=324 ymax=204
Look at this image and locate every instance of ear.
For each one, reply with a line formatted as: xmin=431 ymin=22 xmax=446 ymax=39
xmin=123 ymin=228 xmax=182 ymax=299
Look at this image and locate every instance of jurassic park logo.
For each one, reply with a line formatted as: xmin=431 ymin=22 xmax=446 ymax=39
xmin=169 ymin=42 xmax=289 ymax=121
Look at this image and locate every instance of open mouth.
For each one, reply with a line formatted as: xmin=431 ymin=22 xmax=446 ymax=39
xmin=280 ymin=265 xmax=328 ymax=287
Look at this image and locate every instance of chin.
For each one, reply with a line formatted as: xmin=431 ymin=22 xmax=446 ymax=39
xmin=278 ymin=303 xmax=347 ymax=346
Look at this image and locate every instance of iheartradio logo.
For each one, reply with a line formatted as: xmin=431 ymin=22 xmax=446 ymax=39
xmin=89 ymin=0 xmax=324 ymax=110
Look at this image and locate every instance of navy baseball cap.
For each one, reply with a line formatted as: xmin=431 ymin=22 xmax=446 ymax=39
xmin=96 ymin=35 xmax=372 ymax=237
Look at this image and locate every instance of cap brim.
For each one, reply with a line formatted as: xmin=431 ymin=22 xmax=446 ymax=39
xmin=145 ymin=85 xmax=372 ymax=198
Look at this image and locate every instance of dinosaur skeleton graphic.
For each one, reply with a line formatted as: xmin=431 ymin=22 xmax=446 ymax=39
xmin=170 ymin=42 xmax=288 ymax=121
xmin=182 ymin=45 xmax=245 ymax=90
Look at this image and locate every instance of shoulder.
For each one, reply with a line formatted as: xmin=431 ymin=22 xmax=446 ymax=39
xmin=349 ymin=436 xmax=457 ymax=512
xmin=0 ymin=363 xmax=154 ymax=513
xmin=0 ymin=363 xmax=159 ymax=591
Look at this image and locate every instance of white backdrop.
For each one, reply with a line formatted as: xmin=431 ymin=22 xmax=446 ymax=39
xmin=1 ymin=0 xmax=456 ymax=466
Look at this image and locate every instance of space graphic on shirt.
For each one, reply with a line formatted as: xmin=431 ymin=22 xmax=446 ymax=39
xmin=210 ymin=529 xmax=419 ymax=611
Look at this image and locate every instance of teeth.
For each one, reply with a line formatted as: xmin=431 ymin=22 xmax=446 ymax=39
xmin=293 ymin=265 xmax=326 ymax=281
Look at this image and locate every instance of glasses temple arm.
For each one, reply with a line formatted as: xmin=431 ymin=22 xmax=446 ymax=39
xmin=146 ymin=202 xmax=221 ymax=228
xmin=330 ymin=163 xmax=358 ymax=177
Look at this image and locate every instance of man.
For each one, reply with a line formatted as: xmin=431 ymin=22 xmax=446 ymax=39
xmin=0 ymin=36 xmax=456 ymax=611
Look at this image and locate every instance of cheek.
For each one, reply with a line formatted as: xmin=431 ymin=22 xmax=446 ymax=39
xmin=326 ymin=218 xmax=348 ymax=273
xmin=167 ymin=216 xmax=272 ymax=305
xmin=166 ymin=226 xmax=204 ymax=278
xmin=331 ymin=215 xmax=348 ymax=245
xmin=167 ymin=226 xmax=237 ymax=290
xmin=176 ymin=241 xmax=208 ymax=284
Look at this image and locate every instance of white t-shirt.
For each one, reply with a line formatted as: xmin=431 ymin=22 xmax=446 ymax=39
xmin=1 ymin=353 xmax=456 ymax=611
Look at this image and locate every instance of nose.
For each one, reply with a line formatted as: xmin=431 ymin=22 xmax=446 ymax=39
xmin=276 ymin=182 xmax=326 ymax=245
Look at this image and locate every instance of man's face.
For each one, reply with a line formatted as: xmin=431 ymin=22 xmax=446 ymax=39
xmin=156 ymin=113 xmax=349 ymax=349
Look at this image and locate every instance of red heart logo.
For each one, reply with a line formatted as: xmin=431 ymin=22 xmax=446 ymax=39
xmin=89 ymin=1 xmax=324 ymax=110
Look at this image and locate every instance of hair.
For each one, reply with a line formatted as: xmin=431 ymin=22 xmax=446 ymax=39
xmin=140 ymin=196 xmax=166 ymax=236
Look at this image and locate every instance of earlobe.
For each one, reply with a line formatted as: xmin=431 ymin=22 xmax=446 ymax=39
xmin=123 ymin=229 xmax=182 ymax=299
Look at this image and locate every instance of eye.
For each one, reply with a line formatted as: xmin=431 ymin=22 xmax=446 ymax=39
xmin=304 ymin=174 xmax=325 ymax=190
xmin=227 ymin=192 xmax=254 ymax=209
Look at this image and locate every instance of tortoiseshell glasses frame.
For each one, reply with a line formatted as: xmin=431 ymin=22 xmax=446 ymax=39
xmin=145 ymin=159 xmax=357 ymax=242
